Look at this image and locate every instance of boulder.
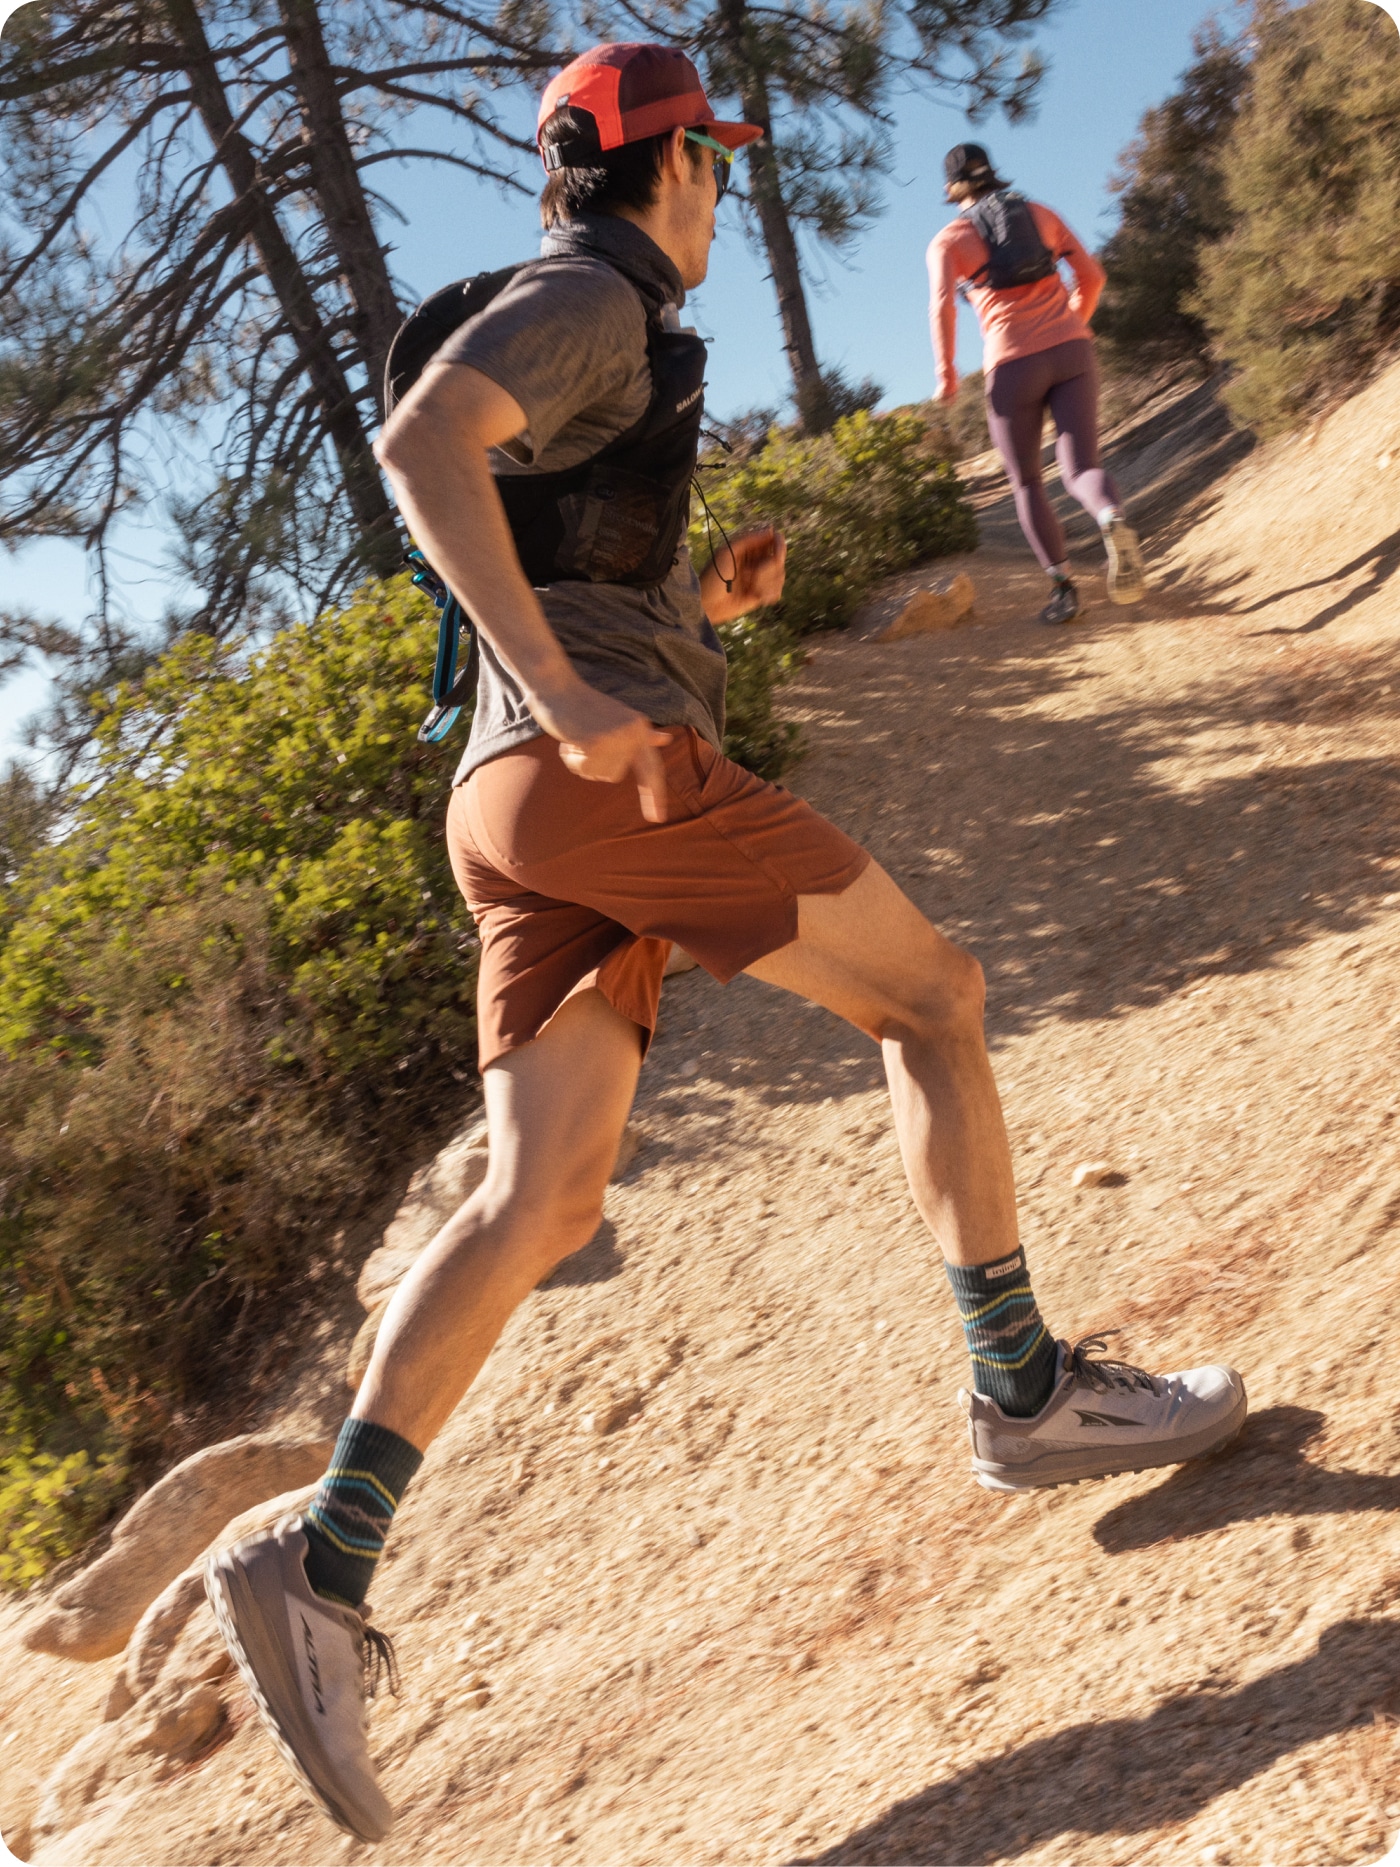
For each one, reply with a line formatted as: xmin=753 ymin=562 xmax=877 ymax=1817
xmin=23 ymin=1439 xmax=331 ymax=1662
xmin=102 ymin=1479 xmax=320 ymax=1718
xmin=102 ymin=1566 xmax=206 ymax=1718
xmin=876 ymin=573 xmax=976 ymax=640
xmin=30 ymin=1681 xmax=224 ymax=1850
xmin=355 ymin=1120 xmax=491 ymax=1309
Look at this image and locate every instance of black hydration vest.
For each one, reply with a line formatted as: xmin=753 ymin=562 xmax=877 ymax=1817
xmin=961 ymin=189 xmax=1058 ymax=293
xmin=384 ymin=256 xmax=708 ymax=741
xmin=385 ymin=259 xmax=708 ymax=586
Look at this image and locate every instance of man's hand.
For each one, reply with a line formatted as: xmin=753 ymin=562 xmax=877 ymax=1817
xmin=700 ymin=525 xmax=787 ymax=624
xmin=938 ymin=369 xmax=959 ymax=405
xmin=529 ymin=678 xmax=673 ymax=824
xmin=377 ymin=365 xmax=673 ymax=823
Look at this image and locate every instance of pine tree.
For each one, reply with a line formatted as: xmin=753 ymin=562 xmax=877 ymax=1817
xmin=1094 ymin=20 xmax=1250 ymax=360
xmin=1192 ymin=0 xmax=1400 ymax=434
xmin=0 ymin=0 xmax=559 ymax=769
xmin=615 ymin=0 xmax=1057 ymax=430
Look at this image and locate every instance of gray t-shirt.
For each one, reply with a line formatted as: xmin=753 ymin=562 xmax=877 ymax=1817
xmin=438 ymin=215 xmax=727 ymax=786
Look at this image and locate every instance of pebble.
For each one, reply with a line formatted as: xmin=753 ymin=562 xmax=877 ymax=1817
xmin=1071 ymin=1162 xmax=1123 ymax=1188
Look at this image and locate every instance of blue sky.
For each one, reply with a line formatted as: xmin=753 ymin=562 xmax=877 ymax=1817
xmin=1 ymin=0 xmax=1244 ymax=756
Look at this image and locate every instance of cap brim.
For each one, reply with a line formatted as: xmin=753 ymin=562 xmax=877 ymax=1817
xmin=704 ymin=119 xmax=763 ymax=151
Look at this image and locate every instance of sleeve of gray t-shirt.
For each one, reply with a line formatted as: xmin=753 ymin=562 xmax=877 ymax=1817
xmin=435 ymin=259 xmax=648 ymax=466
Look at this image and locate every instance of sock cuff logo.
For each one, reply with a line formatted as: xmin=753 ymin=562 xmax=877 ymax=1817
xmin=983 ymin=1255 xmax=1025 ymax=1279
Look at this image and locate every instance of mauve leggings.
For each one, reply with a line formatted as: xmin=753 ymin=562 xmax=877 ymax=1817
xmin=985 ymin=337 xmax=1122 ymax=571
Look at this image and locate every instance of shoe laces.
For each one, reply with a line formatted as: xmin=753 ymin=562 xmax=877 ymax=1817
xmin=361 ymin=1620 xmax=401 ymax=1701
xmin=1065 ymin=1332 xmax=1161 ymax=1396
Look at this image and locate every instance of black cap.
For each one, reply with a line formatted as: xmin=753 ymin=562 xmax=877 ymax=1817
xmin=944 ymin=142 xmax=996 ymax=185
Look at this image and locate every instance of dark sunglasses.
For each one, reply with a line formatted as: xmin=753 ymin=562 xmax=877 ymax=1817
xmin=684 ymin=129 xmax=734 ymax=200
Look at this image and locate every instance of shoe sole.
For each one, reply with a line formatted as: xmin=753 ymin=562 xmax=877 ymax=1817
xmin=1105 ymin=527 xmax=1146 ymax=606
xmin=972 ymin=1388 xmax=1248 ymax=1494
xmin=205 ymin=1553 xmax=390 ymax=1843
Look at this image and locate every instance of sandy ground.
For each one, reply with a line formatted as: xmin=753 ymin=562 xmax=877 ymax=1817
xmin=2 ymin=358 xmax=1399 ymax=1867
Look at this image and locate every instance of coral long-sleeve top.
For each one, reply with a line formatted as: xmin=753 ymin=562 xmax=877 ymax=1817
xmin=927 ymin=200 xmax=1106 ymax=393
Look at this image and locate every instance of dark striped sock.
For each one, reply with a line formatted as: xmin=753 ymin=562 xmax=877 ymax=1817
xmin=945 ymin=1248 xmax=1059 ymax=1417
xmin=301 ymin=1417 xmax=423 ymax=1608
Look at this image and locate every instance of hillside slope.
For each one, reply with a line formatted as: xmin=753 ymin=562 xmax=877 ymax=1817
xmin=2 ymin=358 xmax=1399 ymax=1867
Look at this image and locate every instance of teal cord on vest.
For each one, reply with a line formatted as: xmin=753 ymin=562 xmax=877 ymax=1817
xmin=407 ymin=549 xmax=477 ymax=744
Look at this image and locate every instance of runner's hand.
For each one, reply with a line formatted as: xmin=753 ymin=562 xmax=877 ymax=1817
xmin=529 ymin=679 xmax=673 ymax=824
xmin=701 ymin=525 xmax=787 ymax=623
xmin=938 ymin=369 xmax=959 ymax=404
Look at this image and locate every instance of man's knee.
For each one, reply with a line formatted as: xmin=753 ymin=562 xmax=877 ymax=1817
xmin=449 ymin=1177 xmax=605 ymax=1278
xmin=890 ymin=940 xmax=986 ymax=1043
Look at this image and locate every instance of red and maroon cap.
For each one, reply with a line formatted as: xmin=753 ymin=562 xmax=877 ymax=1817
xmin=537 ymin=43 xmax=762 ymax=168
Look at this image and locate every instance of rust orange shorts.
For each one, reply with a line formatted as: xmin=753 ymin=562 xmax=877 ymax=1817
xmin=447 ymin=728 xmax=870 ymax=1070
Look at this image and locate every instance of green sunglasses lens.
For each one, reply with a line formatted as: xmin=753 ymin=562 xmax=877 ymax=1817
xmin=685 ymin=130 xmax=733 ymax=198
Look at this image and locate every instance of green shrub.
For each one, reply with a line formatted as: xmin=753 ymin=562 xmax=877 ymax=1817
xmin=1095 ymin=21 xmax=1250 ymax=361
xmin=0 ymin=1445 xmax=127 ymax=1591
xmin=945 ymin=372 xmax=991 ymax=461
xmin=716 ymin=617 xmax=804 ymax=781
xmin=691 ymin=407 xmax=977 ymax=638
xmin=0 ymin=576 xmax=470 ymax=1073
xmin=0 ymin=574 xmax=474 ymax=1566
xmin=1193 ymin=0 xmax=1400 ymax=434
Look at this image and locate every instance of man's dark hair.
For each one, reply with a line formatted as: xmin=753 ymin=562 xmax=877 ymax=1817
xmin=539 ymin=107 xmax=703 ymax=227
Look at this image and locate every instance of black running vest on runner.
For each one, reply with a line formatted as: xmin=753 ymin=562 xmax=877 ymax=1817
xmin=384 ymin=258 xmax=708 ymax=589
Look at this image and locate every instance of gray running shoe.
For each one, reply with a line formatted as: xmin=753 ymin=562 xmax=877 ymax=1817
xmin=962 ymin=1335 xmax=1246 ymax=1493
xmin=1103 ymin=518 xmax=1147 ymax=604
xmin=205 ymin=1515 xmax=397 ymax=1842
xmin=1038 ymin=579 xmax=1081 ymax=626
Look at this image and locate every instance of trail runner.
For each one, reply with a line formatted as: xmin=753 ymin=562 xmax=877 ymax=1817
xmin=929 ymin=141 xmax=1147 ymax=626
xmin=207 ymin=47 xmax=1245 ymax=1843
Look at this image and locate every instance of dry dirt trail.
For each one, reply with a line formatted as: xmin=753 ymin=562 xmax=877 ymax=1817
xmin=3 ymin=360 xmax=1400 ymax=1867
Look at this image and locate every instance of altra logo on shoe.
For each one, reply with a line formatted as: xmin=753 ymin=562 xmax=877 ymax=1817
xmin=983 ymin=1256 xmax=1024 ymax=1279
xmin=300 ymin=1614 xmax=325 ymax=1714
xmin=1074 ymin=1408 xmax=1140 ymax=1428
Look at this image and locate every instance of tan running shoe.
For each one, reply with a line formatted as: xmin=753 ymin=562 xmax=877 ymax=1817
xmin=961 ymin=1335 xmax=1246 ymax=1493
xmin=205 ymin=1515 xmax=397 ymax=1842
xmin=1103 ymin=517 xmax=1147 ymax=604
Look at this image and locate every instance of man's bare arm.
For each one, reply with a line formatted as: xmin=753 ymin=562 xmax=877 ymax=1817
xmin=375 ymin=362 xmax=672 ymax=821
xmin=699 ymin=525 xmax=787 ymax=624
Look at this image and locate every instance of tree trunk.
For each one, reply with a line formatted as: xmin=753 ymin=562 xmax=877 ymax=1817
xmin=161 ymin=0 xmax=399 ymax=573
xmin=715 ymin=0 xmax=835 ymax=432
xmin=278 ymin=0 xmax=404 ymax=419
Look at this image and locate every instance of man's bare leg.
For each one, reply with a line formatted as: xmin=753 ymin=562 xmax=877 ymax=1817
xmin=203 ymin=987 xmax=645 ymax=1843
xmin=355 ymin=985 xmax=645 ymax=1450
xmin=745 ymin=860 xmax=1017 ymax=1267
xmin=748 ymin=858 xmax=1246 ymax=1484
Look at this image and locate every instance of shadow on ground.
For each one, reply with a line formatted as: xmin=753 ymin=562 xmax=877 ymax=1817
xmin=1094 ymin=1406 xmax=1400 ymax=1553
xmin=1247 ymin=526 xmax=1400 ymax=636
xmin=671 ymin=624 xmax=1400 ymax=1112
xmin=541 ymin=1217 xmax=626 ymax=1288
xmin=968 ymin=371 xmax=1255 ymax=564
xmin=799 ymin=1618 xmax=1400 ymax=1865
